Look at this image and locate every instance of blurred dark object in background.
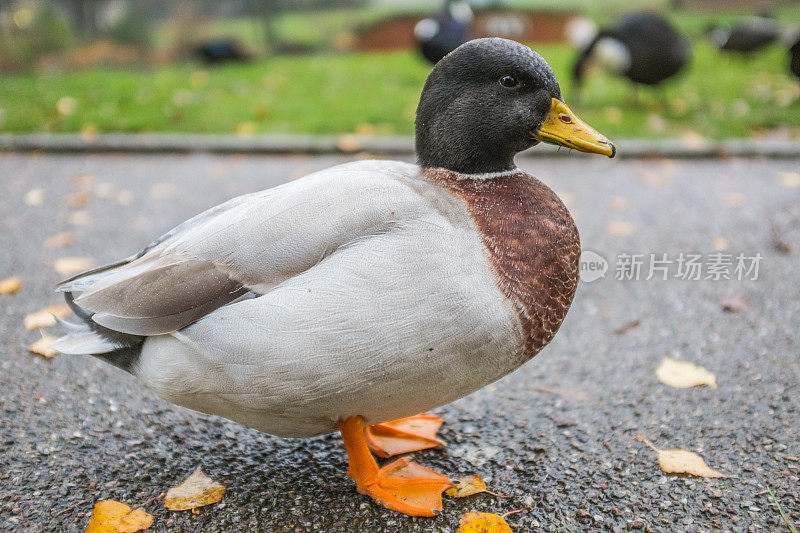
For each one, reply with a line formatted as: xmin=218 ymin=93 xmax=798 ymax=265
xmin=413 ymin=0 xmax=473 ymax=64
xmin=572 ymin=11 xmax=691 ymax=89
xmin=707 ymin=16 xmax=780 ymax=52
xmin=195 ymin=39 xmax=250 ymax=64
xmin=790 ymin=35 xmax=800 ymax=81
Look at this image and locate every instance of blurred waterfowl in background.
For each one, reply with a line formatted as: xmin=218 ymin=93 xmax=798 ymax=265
xmin=707 ymin=16 xmax=780 ymax=53
xmin=195 ymin=38 xmax=251 ymax=64
xmin=414 ymin=0 xmax=474 ymax=64
xmin=572 ymin=11 xmax=691 ymax=100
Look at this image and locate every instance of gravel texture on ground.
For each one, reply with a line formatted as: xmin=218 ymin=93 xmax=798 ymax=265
xmin=1 ymin=152 xmax=798 ymax=532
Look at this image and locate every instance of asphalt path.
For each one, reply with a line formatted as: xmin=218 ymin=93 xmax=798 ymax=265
xmin=1 ymin=152 xmax=798 ymax=532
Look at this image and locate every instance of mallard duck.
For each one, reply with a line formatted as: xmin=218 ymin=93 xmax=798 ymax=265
xmin=53 ymin=38 xmax=614 ymax=517
xmin=573 ymin=12 xmax=690 ymax=90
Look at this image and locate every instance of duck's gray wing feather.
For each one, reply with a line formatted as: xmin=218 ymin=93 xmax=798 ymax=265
xmin=59 ymin=161 xmax=422 ymax=336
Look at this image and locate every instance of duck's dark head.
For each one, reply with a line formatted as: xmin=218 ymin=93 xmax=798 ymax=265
xmin=415 ymin=38 xmax=614 ymax=174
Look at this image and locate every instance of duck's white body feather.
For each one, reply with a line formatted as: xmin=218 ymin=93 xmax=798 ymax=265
xmin=65 ymin=160 xmax=524 ymax=437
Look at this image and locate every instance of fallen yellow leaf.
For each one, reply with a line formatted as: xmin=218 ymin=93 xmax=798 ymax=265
xmin=54 ymin=257 xmax=96 ymax=276
xmin=86 ymin=499 xmax=153 ymax=533
xmin=24 ymin=304 xmax=71 ymax=330
xmin=0 ymin=276 xmax=22 ymax=295
xmin=778 ymin=171 xmax=800 ymax=188
xmin=635 ymin=436 xmax=728 ymax=478
xmin=28 ymin=331 xmax=58 ymax=358
xmin=656 ymin=357 xmax=716 ymax=389
xmin=24 ymin=188 xmax=45 ymax=206
xmin=458 ymin=511 xmax=513 ymax=533
xmin=712 ymin=237 xmax=729 ymax=251
xmin=165 ymin=468 xmax=225 ymax=511
xmin=446 ymin=475 xmax=506 ymax=498
xmin=43 ymin=232 xmax=75 ymax=249
xmin=605 ymin=221 xmax=637 ymax=236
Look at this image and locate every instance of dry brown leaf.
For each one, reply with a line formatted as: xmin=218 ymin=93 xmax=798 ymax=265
xmin=635 ymin=436 xmax=728 ymax=478
xmin=24 ymin=304 xmax=71 ymax=330
xmin=165 ymin=468 xmax=225 ymax=511
xmin=54 ymin=257 xmax=96 ymax=276
xmin=778 ymin=171 xmax=800 ymax=188
xmin=64 ymin=191 xmax=92 ymax=208
xmin=656 ymin=357 xmax=716 ymax=389
xmin=446 ymin=474 xmax=506 ymax=498
xmin=85 ymin=499 xmax=153 ymax=533
xmin=605 ymin=221 xmax=637 ymax=236
xmin=72 ymin=173 xmax=95 ymax=190
xmin=28 ymin=331 xmax=58 ymax=358
xmin=458 ymin=511 xmax=513 ymax=533
xmin=0 ymin=276 xmax=22 ymax=295
xmin=614 ymin=319 xmax=641 ymax=335
xmin=24 ymin=188 xmax=45 ymax=206
xmin=43 ymin=232 xmax=75 ymax=249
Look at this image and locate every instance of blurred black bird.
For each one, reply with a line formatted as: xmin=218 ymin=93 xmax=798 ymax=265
xmin=573 ymin=12 xmax=691 ymax=91
xmin=790 ymin=36 xmax=800 ymax=81
xmin=414 ymin=0 xmax=474 ymax=64
xmin=195 ymin=39 xmax=250 ymax=64
xmin=707 ymin=16 xmax=780 ymax=53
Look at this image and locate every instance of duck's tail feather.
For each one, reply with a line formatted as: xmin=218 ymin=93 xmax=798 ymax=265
xmin=52 ymin=291 xmax=144 ymax=373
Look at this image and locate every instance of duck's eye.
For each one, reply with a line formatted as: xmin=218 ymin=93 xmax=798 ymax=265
xmin=499 ymin=75 xmax=518 ymax=88
xmin=559 ymin=114 xmax=573 ymax=124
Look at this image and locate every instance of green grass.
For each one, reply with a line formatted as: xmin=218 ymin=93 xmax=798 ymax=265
xmin=1 ymin=42 xmax=798 ymax=139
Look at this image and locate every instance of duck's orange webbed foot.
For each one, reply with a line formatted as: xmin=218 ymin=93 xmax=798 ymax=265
xmin=339 ymin=416 xmax=453 ymax=517
xmin=365 ymin=413 xmax=446 ymax=458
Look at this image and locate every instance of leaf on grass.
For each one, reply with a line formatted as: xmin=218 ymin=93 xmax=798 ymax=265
xmin=24 ymin=188 xmax=45 ymax=206
xmin=54 ymin=257 xmax=96 ymax=276
xmin=43 ymin=232 xmax=75 ymax=249
xmin=0 ymin=276 xmax=22 ymax=295
xmin=86 ymin=499 xmax=153 ymax=533
xmin=28 ymin=331 xmax=58 ymax=358
xmin=165 ymin=468 xmax=225 ymax=511
xmin=24 ymin=304 xmax=71 ymax=330
xmin=458 ymin=511 xmax=513 ymax=533
xmin=635 ymin=436 xmax=728 ymax=478
xmin=656 ymin=357 xmax=716 ymax=389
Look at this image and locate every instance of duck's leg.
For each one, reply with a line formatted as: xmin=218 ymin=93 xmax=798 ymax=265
xmin=339 ymin=416 xmax=453 ymax=517
xmin=365 ymin=413 xmax=446 ymax=458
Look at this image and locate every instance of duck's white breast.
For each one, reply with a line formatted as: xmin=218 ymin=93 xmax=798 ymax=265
xmin=135 ymin=166 xmax=523 ymax=437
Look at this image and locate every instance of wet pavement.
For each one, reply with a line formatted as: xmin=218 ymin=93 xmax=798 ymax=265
xmin=1 ymin=152 xmax=798 ymax=532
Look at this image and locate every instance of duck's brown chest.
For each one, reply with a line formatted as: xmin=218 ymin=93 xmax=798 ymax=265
xmin=425 ymin=169 xmax=581 ymax=359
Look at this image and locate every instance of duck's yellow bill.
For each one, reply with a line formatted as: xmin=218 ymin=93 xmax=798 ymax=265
xmin=532 ymin=98 xmax=616 ymax=158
